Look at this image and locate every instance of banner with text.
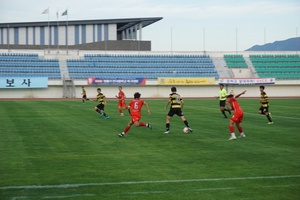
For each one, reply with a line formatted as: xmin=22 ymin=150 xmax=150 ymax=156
xmin=158 ymin=77 xmax=216 ymax=85
xmin=0 ymin=77 xmax=48 ymax=88
xmin=87 ymin=78 xmax=146 ymax=85
xmin=218 ymin=78 xmax=275 ymax=85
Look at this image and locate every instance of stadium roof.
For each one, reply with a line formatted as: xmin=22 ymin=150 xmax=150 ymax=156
xmin=0 ymin=17 xmax=163 ymax=31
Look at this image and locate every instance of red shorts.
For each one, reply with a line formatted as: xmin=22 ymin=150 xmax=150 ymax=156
xmin=131 ymin=113 xmax=141 ymax=123
xmin=231 ymin=112 xmax=243 ymax=123
xmin=118 ymin=101 xmax=126 ymax=107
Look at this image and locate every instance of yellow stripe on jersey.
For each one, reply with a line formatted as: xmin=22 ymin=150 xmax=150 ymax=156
xmin=170 ymin=93 xmax=182 ymax=108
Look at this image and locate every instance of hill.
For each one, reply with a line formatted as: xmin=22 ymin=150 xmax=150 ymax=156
xmin=246 ymin=37 xmax=300 ymax=51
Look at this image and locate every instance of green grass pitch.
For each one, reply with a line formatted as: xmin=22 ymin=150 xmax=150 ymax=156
xmin=0 ymin=98 xmax=300 ymax=199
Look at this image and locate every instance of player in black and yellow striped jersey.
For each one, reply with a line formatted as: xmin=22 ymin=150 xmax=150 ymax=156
xmin=93 ymin=88 xmax=109 ymax=119
xmin=259 ymin=86 xmax=273 ymax=124
xmin=164 ymin=87 xmax=192 ymax=134
xmin=81 ymin=86 xmax=89 ymax=103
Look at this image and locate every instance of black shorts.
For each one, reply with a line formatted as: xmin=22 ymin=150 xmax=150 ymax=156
xmin=82 ymin=95 xmax=87 ymax=99
xmin=167 ymin=108 xmax=183 ymax=117
xmin=96 ymin=104 xmax=105 ymax=110
xmin=219 ymin=100 xmax=226 ymax=107
xmin=259 ymin=105 xmax=269 ymax=113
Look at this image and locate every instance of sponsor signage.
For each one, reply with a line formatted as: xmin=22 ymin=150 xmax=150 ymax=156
xmin=0 ymin=77 xmax=48 ymax=88
xmin=87 ymin=78 xmax=146 ymax=85
xmin=218 ymin=78 xmax=275 ymax=85
xmin=158 ymin=77 xmax=216 ymax=85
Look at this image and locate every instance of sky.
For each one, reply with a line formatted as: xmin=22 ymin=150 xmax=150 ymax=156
xmin=0 ymin=0 xmax=299 ymax=52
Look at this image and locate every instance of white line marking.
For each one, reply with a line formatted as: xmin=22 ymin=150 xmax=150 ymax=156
xmin=2 ymin=175 xmax=300 ymax=190
xmin=97 ymin=185 xmax=300 ymax=196
xmin=42 ymin=194 xmax=95 ymax=199
xmin=11 ymin=194 xmax=95 ymax=200
xmin=11 ymin=197 xmax=28 ymax=200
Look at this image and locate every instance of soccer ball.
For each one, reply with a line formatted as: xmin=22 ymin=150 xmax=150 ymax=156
xmin=183 ymin=127 xmax=190 ymax=133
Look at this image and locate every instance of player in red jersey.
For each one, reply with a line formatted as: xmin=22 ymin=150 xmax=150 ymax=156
xmin=226 ymin=90 xmax=246 ymax=141
xmin=115 ymin=86 xmax=127 ymax=116
xmin=118 ymin=92 xmax=152 ymax=137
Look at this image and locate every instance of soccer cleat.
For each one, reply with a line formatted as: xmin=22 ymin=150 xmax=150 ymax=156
xmin=228 ymin=136 xmax=237 ymax=141
xmin=268 ymin=122 xmax=273 ymax=124
xmin=120 ymin=113 xmax=124 ymax=116
xmin=105 ymin=116 xmax=110 ymax=120
xmin=164 ymin=131 xmax=170 ymax=134
xmin=188 ymin=127 xmax=193 ymax=132
xmin=147 ymin=123 xmax=152 ymax=130
xmin=118 ymin=133 xmax=124 ymax=137
xmin=238 ymin=133 xmax=246 ymax=138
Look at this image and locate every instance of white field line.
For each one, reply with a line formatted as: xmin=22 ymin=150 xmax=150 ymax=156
xmin=11 ymin=194 xmax=94 ymax=200
xmin=10 ymin=185 xmax=300 ymax=199
xmin=2 ymin=175 xmax=300 ymax=190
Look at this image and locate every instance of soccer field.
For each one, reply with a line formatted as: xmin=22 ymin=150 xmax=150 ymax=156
xmin=0 ymin=98 xmax=300 ymax=200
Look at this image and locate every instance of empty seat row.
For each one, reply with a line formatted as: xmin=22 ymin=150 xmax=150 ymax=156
xmin=250 ymin=54 xmax=300 ymax=58
xmin=84 ymin=54 xmax=210 ymax=58
xmin=0 ymin=63 xmax=59 ymax=67
xmin=67 ymin=62 xmax=215 ymax=68
xmin=0 ymin=53 xmax=39 ymax=57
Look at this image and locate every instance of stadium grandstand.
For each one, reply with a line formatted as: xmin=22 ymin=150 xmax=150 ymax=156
xmin=0 ymin=17 xmax=300 ymax=98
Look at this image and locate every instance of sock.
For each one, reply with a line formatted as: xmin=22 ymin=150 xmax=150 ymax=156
xmin=82 ymin=100 xmax=85 ymax=103
xmin=124 ymin=125 xmax=131 ymax=134
xmin=230 ymin=125 xmax=234 ymax=133
xmin=238 ymin=126 xmax=243 ymax=133
xmin=139 ymin=122 xmax=146 ymax=126
xmin=103 ymin=112 xmax=107 ymax=117
xmin=266 ymin=114 xmax=272 ymax=122
xmin=183 ymin=120 xmax=190 ymax=127
xmin=225 ymin=108 xmax=231 ymax=114
xmin=119 ymin=109 xmax=122 ymax=114
xmin=222 ymin=110 xmax=227 ymax=117
xmin=166 ymin=123 xmax=170 ymax=131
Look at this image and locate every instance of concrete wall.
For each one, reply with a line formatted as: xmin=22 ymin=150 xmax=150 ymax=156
xmin=1 ymin=82 xmax=299 ymax=99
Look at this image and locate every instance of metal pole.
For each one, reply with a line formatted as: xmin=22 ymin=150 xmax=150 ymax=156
xmin=264 ymin=27 xmax=266 ymax=54
xmin=66 ymin=8 xmax=69 ymax=54
xmin=236 ymin=28 xmax=238 ymax=54
xmin=296 ymin=27 xmax=298 ymax=54
xmin=7 ymin=24 xmax=9 ymax=52
xmin=171 ymin=27 xmax=173 ymax=54
xmin=48 ymin=7 xmax=50 ymax=53
xmin=57 ymin=8 xmax=59 ymax=53
xmin=203 ymin=27 xmax=206 ymax=54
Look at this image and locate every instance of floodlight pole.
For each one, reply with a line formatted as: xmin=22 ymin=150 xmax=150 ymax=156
xmin=236 ymin=28 xmax=238 ymax=54
xmin=296 ymin=27 xmax=298 ymax=54
xmin=203 ymin=27 xmax=206 ymax=54
xmin=171 ymin=27 xmax=173 ymax=54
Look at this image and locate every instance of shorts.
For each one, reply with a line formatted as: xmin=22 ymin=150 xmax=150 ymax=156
xmin=167 ymin=108 xmax=183 ymax=117
xmin=96 ymin=104 xmax=105 ymax=111
xmin=219 ymin=100 xmax=226 ymax=107
xmin=118 ymin=100 xmax=126 ymax=107
xmin=82 ymin=95 xmax=87 ymax=99
xmin=259 ymin=105 xmax=269 ymax=113
xmin=231 ymin=112 xmax=243 ymax=123
xmin=131 ymin=113 xmax=141 ymax=122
